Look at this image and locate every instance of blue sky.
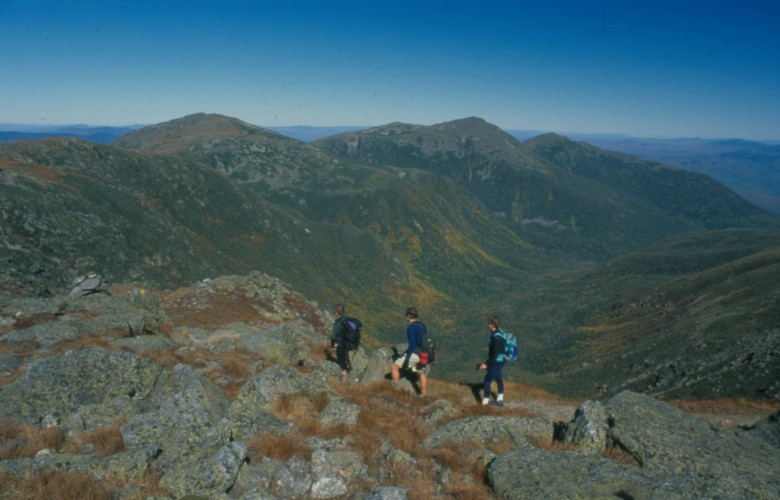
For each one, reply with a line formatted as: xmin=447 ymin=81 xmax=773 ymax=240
xmin=1 ymin=0 xmax=779 ymax=140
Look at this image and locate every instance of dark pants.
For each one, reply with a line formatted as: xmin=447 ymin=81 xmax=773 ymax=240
xmin=482 ymin=362 xmax=504 ymax=398
xmin=336 ymin=346 xmax=350 ymax=372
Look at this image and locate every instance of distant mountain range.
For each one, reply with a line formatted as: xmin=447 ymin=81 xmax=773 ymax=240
xmin=0 ymin=124 xmax=140 ymax=143
xmin=2 ymin=113 xmax=778 ymax=399
xmin=4 ymin=122 xmax=778 ymax=213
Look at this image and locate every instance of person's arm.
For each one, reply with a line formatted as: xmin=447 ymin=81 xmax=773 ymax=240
xmin=487 ymin=332 xmax=506 ymax=364
xmin=331 ymin=318 xmax=343 ymax=346
xmin=404 ymin=324 xmax=417 ymax=363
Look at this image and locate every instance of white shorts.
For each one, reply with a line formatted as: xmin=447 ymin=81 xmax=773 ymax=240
xmin=394 ymin=353 xmax=425 ymax=373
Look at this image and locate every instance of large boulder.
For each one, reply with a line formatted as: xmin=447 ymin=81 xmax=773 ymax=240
xmin=120 ymin=363 xmax=244 ymax=498
xmin=0 ymin=347 xmax=162 ymax=425
xmin=748 ymin=409 xmax=780 ymax=448
xmin=488 ymin=448 xmax=692 ymax=499
xmin=604 ymin=390 xmax=780 ymax=497
xmin=563 ymin=399 xmax=610 ymax=455
xmin=237 ymin=319 xmax=323 ymax=366
xmin=423 ymin=415 xmax=553 ymax=449
xmin=229 ymin=364 xmax=334 ymax=441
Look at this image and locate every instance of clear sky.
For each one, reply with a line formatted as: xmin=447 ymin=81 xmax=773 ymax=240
xmin=1 ymin=0 xmax=779 ymax=140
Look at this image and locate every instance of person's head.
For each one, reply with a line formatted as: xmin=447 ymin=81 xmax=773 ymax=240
xmin=488 ymin=315 xmax=500 ymax=332
xmin=334 ymin=304 xmax=345 ymax=318
xmin=405 ymin=306 xmax=418 ymax=320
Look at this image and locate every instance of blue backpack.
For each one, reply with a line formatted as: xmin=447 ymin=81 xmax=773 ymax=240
xmin=343 ymin=317 xmax=362 ymax=351
xmin=495 ymin=330 xmax=518 ymax=363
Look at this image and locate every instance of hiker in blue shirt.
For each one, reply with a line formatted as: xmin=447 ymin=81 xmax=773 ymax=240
xmin=330 ymin=304 xmax=350 ymax=381
xmin=478 ymin=315 xmax=506 ymax=406
xmin=390 ymin=306 xmax=428 ymax=397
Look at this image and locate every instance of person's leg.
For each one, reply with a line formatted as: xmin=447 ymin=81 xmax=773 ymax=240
xmin=496 ymin=364 xmax=504 ymax=398
xmin=482 ymin=366 xmax=497 ymax=405
xmin=337 ymin=347 xmax=349 ymax=376
xmin=419 ymin=372 xmax=427 ymax=397
xmin=391 ymin=359 xmax=401 ymax=383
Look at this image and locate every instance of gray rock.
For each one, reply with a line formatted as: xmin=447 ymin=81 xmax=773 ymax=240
xmin=1 ymin=320 xmax=84 ymax=348
xmin=311 ymin=448 xmax=366 ymax=481
xmin=368 ymin=486 xmax=409 ymax=500
xmin=422 ymin=415 xmax=553 ymax=449
xmin=346 ymin=345 xmax=393 ymax=384
xmin=749 ymin=409 xmax=780 ymax=448
xmin=120 ymin=364 xmax=245 ymax=497
xmin=2 ymin=290 xmax=170 ymax=348
xmin=0 ymin=347 xmax=162 ymax=424
xmin=158 ymin=440 xmax=247 ymax=498
xmin=563 ymin=398 xmax=609 ymax=455
xmin=0 ymin=351 xmax=20 ymax=378
xmin=605 ymin=390 xmax=780 ymax=498
xmin=68 ymin=273 xmax=104 ymax=298
xmin=234 ymin=455 xmax=312 ymax=499
xmin=488 ymin=448 xmax=692 ymax=499
xmin=310 ymin=475 xmax=348 ymax=499
xmin=238 ymin=319 xmax=323 ymax=367
xmin=420 ymin=399 xmax=462 ymax=429
xmin=318 ymin=398 xmax=360 ymax=427
xmin=228 ymin=364 xmax=337 ymax=441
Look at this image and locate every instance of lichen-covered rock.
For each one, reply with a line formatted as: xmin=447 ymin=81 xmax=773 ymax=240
xmin=158 ymin=440 xmax=246 ymax=498
xmin=420 ymin=399 xmax=462 ymax=429
xmin=488 ymin=448 xmax=693 ymax=499
xmin=119 ymin=364 xmax=246 ymax=497
xmin=368 ymin=486 xmax=409 ymax=499
xmin=605 ymin=390 xmax=780 ymax=498
xmin=237 ymin=319 xmax=321 ymax=366
xmin=310 ymin=448 xmax=366 ymax=499
xmin=229 ymin=363 xmax=335 ymax=440
xmin=346 ymin=345 xmax=394 ymax=384
xmin=748 ymin=409 xmax=780 ymax=448
xmin=318 ymin=398 xmax=360 ymax=427
xmin=0 ymin=348 xmax=162 ymax=424
xmin=563 ymin=398 xmax=609 ymax=455
xmin=234 ymin=455 xmax=313 ymax=499
xmin=422 ymin=415 xmax=553 ymax=449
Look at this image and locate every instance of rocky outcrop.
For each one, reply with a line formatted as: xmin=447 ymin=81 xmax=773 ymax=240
xmin=493 ymin=390 xmax=780 ymax=498
xmin=0 ymin=348 xmax=163 ymax=426
xmin=2 ymin=276 xmax=780 ymax=498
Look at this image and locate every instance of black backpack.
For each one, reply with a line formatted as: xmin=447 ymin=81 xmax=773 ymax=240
xmin=343 ymin=317 xmax=362 ymax=351
xmin=419 ymin=329 xmax=436 ymax=365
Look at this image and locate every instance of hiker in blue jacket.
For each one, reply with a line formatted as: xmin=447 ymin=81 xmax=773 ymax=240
xmin=390 ymin=306 xmax=428 ymax=397
xmin=478 ymin=315 xmax=506 ymax=406
xmin=330 ymin=304 xmax=350 ymax=381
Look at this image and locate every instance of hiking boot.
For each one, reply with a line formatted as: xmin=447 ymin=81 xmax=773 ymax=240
xmin=488 ymin=401 xmax=505 ymax=407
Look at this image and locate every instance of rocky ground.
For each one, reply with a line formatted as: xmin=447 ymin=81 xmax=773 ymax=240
xmin=1 ymin=271 xmax=779 ymax=499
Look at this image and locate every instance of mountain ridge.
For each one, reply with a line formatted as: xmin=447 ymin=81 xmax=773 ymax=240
xmin=2 ymin=113 xmax=779 ymax=400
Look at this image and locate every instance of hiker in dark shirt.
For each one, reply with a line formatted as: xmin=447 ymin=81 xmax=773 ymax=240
xmin=330 ymin=304 xmax=350 ymax=380
xmin=478 ymin=315 xmax=506 ymax=406
xmin=390 ymin=306 xmax=428 ymax=397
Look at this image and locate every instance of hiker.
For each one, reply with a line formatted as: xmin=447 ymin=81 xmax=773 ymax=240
xmin=478 ymin=315 xmax=506 ymax=406
xmin=390 ymin=306 xmax=428 ymax=397
xmin=330 ymin=304 xmax=351 ymax=380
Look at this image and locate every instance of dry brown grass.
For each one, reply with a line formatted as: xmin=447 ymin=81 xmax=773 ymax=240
xmin=0 ymin=419 xmax=66 ymax=459
xmin=0 ymin=469 xmax=112 ymax=500
xmin=140 ymin=345 xmax=262 ymax=400
xmin=0 ymin=339 xmax=39 ymax=354
xmin=69 ymin=419 xmax=127 ymax=457
xmin=339 ymin=381 xmax=431 ymax=459
xmin=528 ymin=434 xmax=576 ymax=453
xmin=603 ymin=445 xmax=639 ymax=466
xmin=49 ymin=334 xmax=114 ymax=354
xmin=669 ymin=397 xmax=780 ymax=423
xmin=247 ymin=431 xmax=311 ymax=462
xmin=274 ymin=392 xmax=330 ymax=422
